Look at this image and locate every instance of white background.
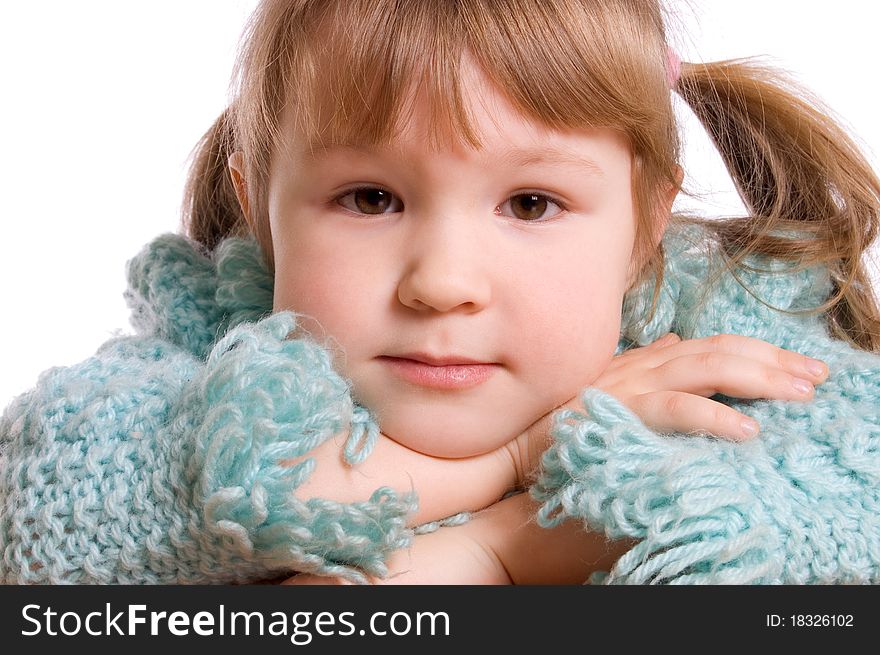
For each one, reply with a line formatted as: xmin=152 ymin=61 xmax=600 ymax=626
xmin=2 ymin=1 xmax=879 ymax=410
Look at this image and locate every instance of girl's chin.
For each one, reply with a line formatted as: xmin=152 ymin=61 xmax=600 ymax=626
xmin=377 ymin=416 xmax=519 ymax=459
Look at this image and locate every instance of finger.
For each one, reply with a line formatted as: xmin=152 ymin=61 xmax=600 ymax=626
xmin=629 ymin=390 xmax=761 ymax=441
xmin=650 ymin=352 xmax=818 ymax=402
xmin=648 ymin=332 xmax=681 ymax=348
xmin=613 ymin=333 xmax=679 ymax=361
xmin=644 ymin=334 xmax=828 ymax=383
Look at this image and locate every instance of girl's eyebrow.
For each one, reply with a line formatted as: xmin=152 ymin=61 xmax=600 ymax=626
xmin=303 ymin=143 xmax=605 ymax=178
xmin=302 ymin=143 xmax=398 ymax=162
xmin=498 ymin=147 xmax=606 ymax=178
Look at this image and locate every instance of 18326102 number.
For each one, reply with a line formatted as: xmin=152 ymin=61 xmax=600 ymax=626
xmin=790 ymin=614 xmax=853 ymax=627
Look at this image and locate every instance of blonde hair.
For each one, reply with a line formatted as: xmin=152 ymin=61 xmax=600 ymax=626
xmin=181 ymin=0 xmax=880 ymax=352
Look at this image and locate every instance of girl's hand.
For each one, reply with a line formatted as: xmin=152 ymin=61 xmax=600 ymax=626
xmin=592 ymin=332 xmax=828 ymax=440
xmin=283 ymin=429 xmax=518 ymax=528
xmin=507 ymin=333 xmax=829 ymax=485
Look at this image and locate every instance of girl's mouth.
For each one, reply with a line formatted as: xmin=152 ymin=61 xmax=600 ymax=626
xmin=378 ymin=356 xmax=498 ymax=390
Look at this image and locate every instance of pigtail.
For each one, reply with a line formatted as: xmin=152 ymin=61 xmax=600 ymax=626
xmin=675 ymin=58 xmax=880 ymax=352
xmin=180 ymin=108 xmax=249 ymax=251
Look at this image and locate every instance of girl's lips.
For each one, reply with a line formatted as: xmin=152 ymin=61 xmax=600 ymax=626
xmin=379 ymin=356 xmax=498 ymax=390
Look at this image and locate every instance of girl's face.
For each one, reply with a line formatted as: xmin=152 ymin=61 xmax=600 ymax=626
xmin=263 ymin=62 xmax=649 ymax=457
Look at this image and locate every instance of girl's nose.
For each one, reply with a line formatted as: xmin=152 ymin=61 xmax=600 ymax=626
xmin=396 ymin=218 xmax=492 ymax=313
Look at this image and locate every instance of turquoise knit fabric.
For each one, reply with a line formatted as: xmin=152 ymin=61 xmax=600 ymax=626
xmin=0 ymin=237 xmax=415 ymax=584
xmin=534 ymin=223 xmax=880 ymax=584
xmin=1 ymin=222 xmax=878 ymax=583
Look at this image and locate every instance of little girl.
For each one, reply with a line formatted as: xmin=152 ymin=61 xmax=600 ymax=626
xmin=2 ymin=0 xmax=879 ymax=585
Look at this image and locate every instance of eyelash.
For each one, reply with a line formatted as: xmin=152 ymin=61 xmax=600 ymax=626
xmin=332 ymin=185 xmax=569 ymax=223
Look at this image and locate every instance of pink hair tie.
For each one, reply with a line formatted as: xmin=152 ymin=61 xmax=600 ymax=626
xmin=666 ymin=47 xmax=681 ymax=88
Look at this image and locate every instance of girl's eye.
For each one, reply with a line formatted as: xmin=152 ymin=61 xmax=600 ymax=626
xmin=496 ymin=193 xmax=565 ymax=222
xmin=336 ymin=187 xmax=403 ymax=214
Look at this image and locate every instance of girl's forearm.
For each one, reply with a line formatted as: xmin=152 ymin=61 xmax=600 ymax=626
xmin=282 ymin=431 xmax=518 ymax=527
xmin=471 ymin=492 xmax=636 ymax=584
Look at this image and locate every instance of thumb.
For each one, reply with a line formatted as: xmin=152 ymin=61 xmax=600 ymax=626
xmin=511 ymin=395 xmax=584 ymax=487
xmin=507 ymin=414 xmax=553 ymax=489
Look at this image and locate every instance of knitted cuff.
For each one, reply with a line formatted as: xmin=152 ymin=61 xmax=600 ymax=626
xmin=530 ymin=387 xmax=783 ymax=584
xmin=168 ymin=312 xmax=417 ymax=583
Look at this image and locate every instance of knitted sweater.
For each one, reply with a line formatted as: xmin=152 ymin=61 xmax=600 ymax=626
xmin=2 ymin=222 xmax=879 ymax=584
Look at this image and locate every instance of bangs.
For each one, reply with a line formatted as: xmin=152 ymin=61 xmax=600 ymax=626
xmin=282 ymin=0 xmax=670 ymax=155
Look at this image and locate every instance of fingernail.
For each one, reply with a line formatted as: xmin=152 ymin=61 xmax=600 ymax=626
xmin=792 ymin=378 xmax=813 ymax=395
xmin=740 ymin=418 xmax=759 ymax=438
xmin=805 ymin=358 xmax=827 ymax=377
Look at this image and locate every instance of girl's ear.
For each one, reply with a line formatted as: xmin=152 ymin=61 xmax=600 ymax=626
xmin=228 ymin=151 xmax=252 ymax=226
xmin=655 ymin=164 xmax=684 ymax=246
xmin=625 ymin=165 xmax=684 ymax=291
